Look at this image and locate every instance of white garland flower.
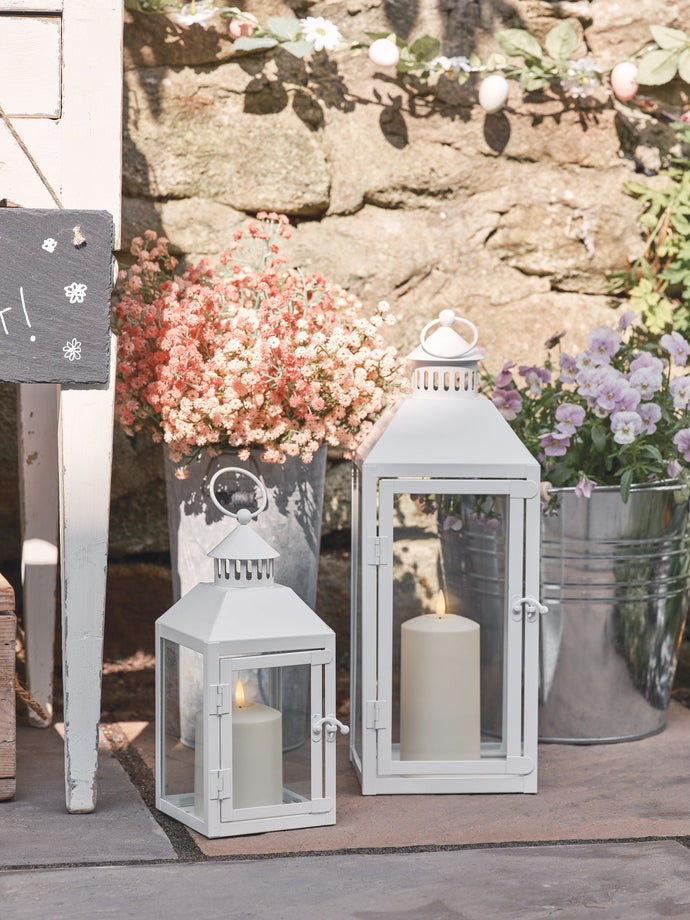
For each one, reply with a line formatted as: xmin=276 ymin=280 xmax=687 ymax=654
xmin=299 ymin=16 xmax=342 ymax=52
xmin=170 ymin=2 xmax=216 ymax=27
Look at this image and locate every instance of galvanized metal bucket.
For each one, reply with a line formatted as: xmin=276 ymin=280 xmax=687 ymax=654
xmin=539 ymin=482 xmax=690 ymax=743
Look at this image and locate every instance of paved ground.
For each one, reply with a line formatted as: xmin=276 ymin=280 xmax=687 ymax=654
xmin=2 ymin=705 xmax=690 ymax=918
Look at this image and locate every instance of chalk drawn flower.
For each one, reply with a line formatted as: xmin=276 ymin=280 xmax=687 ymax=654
xmin=63 ymin=338 xmax=82 ymax=362
xmin=42 ymin=238 xmax=57 ymax=253
xmin=64 ymin=281 xmax=87 ymax=304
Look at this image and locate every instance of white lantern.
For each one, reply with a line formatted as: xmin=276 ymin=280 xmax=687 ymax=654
xmin=156 ymin=467 xmax=347 ymax=837
xmin=350 ymin=311 xmax=545 ymax=794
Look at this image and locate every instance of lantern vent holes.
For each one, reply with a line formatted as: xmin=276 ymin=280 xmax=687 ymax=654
xmin=412 ymin=366 xmax=477 ymax=398
xmin=215 ymin=557 xmax=275 ymax=584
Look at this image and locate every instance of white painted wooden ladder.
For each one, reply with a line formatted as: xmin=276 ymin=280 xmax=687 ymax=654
xmin=0 ymin=0 xmax=123 ymax=813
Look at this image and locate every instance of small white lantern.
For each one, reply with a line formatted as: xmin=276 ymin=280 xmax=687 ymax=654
xmin=350 ymin=311 xmax=545 ymax=794
xmin=156 ymin=467 xmax=347 ymax=837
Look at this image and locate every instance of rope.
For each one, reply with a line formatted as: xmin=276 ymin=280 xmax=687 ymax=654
xmin=0 ymin=101 xmax=64 ymax=210
xmin=14 ymin=674 xmax=50 ymax=723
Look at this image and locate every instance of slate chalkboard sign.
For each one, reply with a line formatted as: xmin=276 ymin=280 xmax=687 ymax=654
xmin=0 ymin=209 xmax=114 ymax=384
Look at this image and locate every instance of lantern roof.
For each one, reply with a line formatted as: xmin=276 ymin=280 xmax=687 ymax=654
xmin=407 ymin=309 xmax=482 ymax=365
xmin=157 ymin=581 xmax=334 ymax=650
xmin=208 ymin=518 xmax=279 ymax=562
xmin=356 ymin=390 xmax=539 ymax=479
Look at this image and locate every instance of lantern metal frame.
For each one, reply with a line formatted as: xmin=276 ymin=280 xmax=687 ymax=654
xmin=350 ymin=312 xmax=545 ymax=795
xmin=155 ymin=468 xmax=346 ymax=838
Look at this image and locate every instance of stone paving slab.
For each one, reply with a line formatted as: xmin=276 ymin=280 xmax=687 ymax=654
xmin=0 ymin=724 xmax=175 ymax=868
xmin=117 ymin=701 xmax=690 ymax=856
xmin=2 ymin=840 xmax=690 ymax=920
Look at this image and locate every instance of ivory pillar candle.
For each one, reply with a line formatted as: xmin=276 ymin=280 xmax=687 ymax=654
xmin=232 ymin=679 xmax=283 ymax=809
xmin=400 ymin=595 xmax=481 ymax=761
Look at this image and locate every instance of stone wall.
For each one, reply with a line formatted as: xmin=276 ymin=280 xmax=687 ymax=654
xmin=2 ymin=0 xmax=688 ymax=569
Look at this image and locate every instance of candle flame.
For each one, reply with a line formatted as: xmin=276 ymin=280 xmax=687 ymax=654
xmin=435 ymin=591 xmax=446 ymax=618
xmin=235 ymin=677 xmax=246 ymax=708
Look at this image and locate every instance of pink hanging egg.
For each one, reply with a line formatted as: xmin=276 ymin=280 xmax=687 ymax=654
xmin=610 ymin=62 xmax=638 ymax=102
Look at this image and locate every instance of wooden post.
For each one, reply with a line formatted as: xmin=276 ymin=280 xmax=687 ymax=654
xmin=0 ymin=0 xmax=123 ymax=812
xmin=0 ymin=574 xmax=16 ymax=802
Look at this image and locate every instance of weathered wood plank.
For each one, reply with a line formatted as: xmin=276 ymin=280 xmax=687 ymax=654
xmin=0 ymin=606 xmax=16 ymax=801
xmin=0 ymin=15 xmax=61 ymax=118
xmin=0 ymin=573 xmax=13 ymax=612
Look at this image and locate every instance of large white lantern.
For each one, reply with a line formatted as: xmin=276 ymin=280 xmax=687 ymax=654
xmin=156 ymin=467 xmax=347 ymax=837
xmin=350 ymin=311 xmax=545 ymax=794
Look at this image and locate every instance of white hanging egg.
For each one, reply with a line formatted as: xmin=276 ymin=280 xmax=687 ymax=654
xmin=369 ymin=38 xmax=400 ymax=68
xmin=478 ymin=74 xmax=509 ymax=113
xmin=610 ymin=61 xmax=638 ymax=102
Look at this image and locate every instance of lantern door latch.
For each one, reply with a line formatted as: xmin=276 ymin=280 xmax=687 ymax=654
xmin=511 ymin=596 xmax=548 ymax=622
xmin=312 ymin=714 xmax=350 ymax=742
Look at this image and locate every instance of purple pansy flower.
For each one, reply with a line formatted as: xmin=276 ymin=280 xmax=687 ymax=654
xmin=492 ymin=387 xmax=522 ymax=420
xmin=555 ymin=402 xmax=586 ymax=434
xmin=495 ymin=361 xmax=516 ymax=388
xmin=662 ymin=331 xmax=690 ymax=366
xmin=618 ymin=310 xmax=637 ymax=332
xmin=670 ymin=376 xmax=690 ymax=410
xmin=611 ymin=410 xmax=643 ymax=445
xmin=539 ymin=431 xmax=571 ymax=457
xmin=558 ymin=352 xmax=578 ymax=384
xmin=575 ymin=476 xmax=596 ymax=498
xmin=673 ymin=428 xmax=690 ymax=461
xmin=668 ymin=459 xmax=683 ymax=478
xmin=586 ymin=326 xmax=621 ymax=365
xmin=638 ymin=402 xmax=661 ymax=434
xmin=629 ymin=365 xmax=663 ymax=400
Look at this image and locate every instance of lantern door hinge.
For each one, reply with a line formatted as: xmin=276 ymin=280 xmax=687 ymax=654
xmin=212 ymin=683 xmax=232 ymax=715
xmin=209 ymin=768 xmax=232 ymax=801
xmin=366 ymin=536 xmax=389 ymax=566
xmin=365 ymin=699 xmax=388 ymax=731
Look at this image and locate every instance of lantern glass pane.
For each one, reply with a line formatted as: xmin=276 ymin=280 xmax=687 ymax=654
xmin=225 ymin=662 xmax=315 ymax=811
xmin=390 ymin=492 xmax=507 ymax=759
xmin=161 ymin=638 xmax=204 ymax=816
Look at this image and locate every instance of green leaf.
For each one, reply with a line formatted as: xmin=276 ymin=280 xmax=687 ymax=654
xmin=545 ymin=20 xmax=578 ymax=62
xmin=679 ymin=48 xmax=690 ymax=84
xmin=266 ymin=17 xmax=301 ymax=41
xmin=650 ymin=24 xmax=690 ymax=50
xmin=495 ymin=28 xmax=543 ymax=61
xmin=591 ymin=425 xmax=607 ymax=452
xmin=231 ymin=35 xmax=278 ymax=52
xmin=636 ymin=48 xmax=679 ymax=85
xmin=281 ymin=40 xmax=314 ymax=58
xmin=409 ymin=35 xmax=441 ymax=62
xmin=519 ymin=70 xmax=552 ymax=92
xmin=620 ymin=468 xmax=633 ymax=503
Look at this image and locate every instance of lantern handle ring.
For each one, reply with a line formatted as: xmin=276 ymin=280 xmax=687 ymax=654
xmin=208 ymin=466 xmax=268 ymax=521
xmin=420 ymin=311 xmax=479 ymax=360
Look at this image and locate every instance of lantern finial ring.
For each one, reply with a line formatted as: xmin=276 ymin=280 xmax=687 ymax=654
xmin=420 ymin=312 xmax=479 ymax=360
xmin=208 ymin=466 xmax=268 ymax=521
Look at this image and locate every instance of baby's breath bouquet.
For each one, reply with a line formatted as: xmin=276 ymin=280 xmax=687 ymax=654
xmin=113 ymin=213 xmax=404 ymax=472
xmin=481 ymin=312 xmax=690 ymax=503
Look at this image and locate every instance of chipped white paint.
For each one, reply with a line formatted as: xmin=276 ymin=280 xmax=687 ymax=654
xmin=7 ymin=0 xmax=123 ymax=813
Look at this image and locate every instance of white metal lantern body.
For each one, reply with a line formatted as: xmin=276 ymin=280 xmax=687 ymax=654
xmin=156 ymin=484 xmax=341 ymax=838
xmin=350 ymin=313 xmax=543 ymax=794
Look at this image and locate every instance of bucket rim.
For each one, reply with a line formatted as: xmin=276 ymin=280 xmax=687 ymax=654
xmin=545 ymin=478 xmax=683 ymax=498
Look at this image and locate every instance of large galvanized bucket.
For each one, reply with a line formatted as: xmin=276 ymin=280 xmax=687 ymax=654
xmin=539 ymin=482 xmax=690 ymax=743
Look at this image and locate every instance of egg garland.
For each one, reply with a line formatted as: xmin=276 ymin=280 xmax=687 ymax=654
xmin=610 ymin=61 xmax=639 ymax=103
xmin=368 ymin=38 xmax=401 ymax=69
xmin=478 ymin=73 xmax=510 ymax=114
